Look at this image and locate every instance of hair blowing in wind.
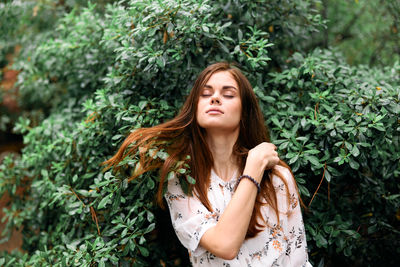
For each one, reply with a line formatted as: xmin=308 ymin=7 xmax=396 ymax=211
xmin=103 ymin=62 xmax=300 ymax=238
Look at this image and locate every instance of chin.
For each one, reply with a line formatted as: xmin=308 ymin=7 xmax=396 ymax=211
xmin=199 ymin=123 xmax=239 ymax=132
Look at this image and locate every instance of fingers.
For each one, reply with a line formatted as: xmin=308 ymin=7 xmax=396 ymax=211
xmin=254 ymin=142 xmax=275 ymax=151
xmin=247 ymin=142 xmax=279 ymax=170
xmin=244 ymin=142 xmax=279 ymax=181
xmin=267 ymin=148 xmax=280 ymax=169
xmin=263 ymin=142 xmax=279 ymax=169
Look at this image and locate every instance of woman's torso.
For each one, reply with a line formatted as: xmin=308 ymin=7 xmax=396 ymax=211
xmin=165 ymin=165 xmax=311 ymax=267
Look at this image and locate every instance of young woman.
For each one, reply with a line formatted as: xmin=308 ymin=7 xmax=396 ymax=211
xmin=105 ymin=62 xmax=312 ymax=266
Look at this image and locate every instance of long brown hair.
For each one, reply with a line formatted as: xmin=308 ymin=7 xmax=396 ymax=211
xmin=104 ymin=62 xmax=298 ymax=238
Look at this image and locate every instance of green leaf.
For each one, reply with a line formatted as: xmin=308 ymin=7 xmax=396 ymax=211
xmin=349 ymin=159 xmax=360 ymax=170
xmin=177 ymin=168 xmax=186 ymax=174
xmin=271 ymin=116 xmax=282 ymax=128
xmin=351 ymin=145 xmax=360 ymax=157
xmin=187 ymin=175 xmax=196 ymax=185
xmin=41 ymin=169 xmax=49 ymax=178
xmin=383 ymin=194 xmax=400 ymax=200
xmin=147 ymin=178 xmax=155 ymax=189
xmin=147 ymin=211 xmax=154 ymax=222
xmin=307 ymin=155 xmax=320 ymax=166
xmin=146 ymin=223 xmax=155 ymax=233
xmin=289 ymin=154 xmax=299 ymax=164
xmin=129 ymin=239 xmax=136 ymax=251
xmin=315 ymin=233 xmax=328 ymax=248
xmin=138 ymin=246 xmax=149 ymax=257
xmin=344 ymin=141 xmax=352 ymax=151
xmin=167 ymin=171 xmax=175 ymax=180
xmin=218 ymin=41 xmax=229 ymax=53
xmin=305 ymin=149 xmax=320 ymax=155
xmin=98 ymin=194 xmax=112 ymax=209
xmin=104 ymin=171 xmax=113 ymax=180
xmin=238 ymin=29 xmax=243 ymax=40
xmin=324 ymin=169 xmax=331 ymax=182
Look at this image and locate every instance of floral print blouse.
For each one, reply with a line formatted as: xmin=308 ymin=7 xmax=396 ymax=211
xmin=164 ymin=165 xmax=312 ymax=267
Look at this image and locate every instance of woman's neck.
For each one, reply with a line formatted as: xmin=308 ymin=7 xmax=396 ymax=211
xmin=205 ymin=128 xmax=239 ymax=181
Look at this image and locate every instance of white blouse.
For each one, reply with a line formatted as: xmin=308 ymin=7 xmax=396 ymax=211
xmin=164 ymin=165 xmax=312 ymax=267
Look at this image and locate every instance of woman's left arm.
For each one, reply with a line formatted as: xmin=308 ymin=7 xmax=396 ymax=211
xmin=199 ymin=142 xmax=279 ymax=259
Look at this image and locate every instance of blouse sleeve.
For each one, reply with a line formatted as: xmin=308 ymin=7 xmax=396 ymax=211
xmin=164 ymin=176 xmax=219 ymax=257
xmin=279 ymin=166 xmax=312 ymax=267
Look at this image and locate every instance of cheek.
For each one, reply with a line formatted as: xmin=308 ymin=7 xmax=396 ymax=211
xmin=232 ymin=101 xmax=242 ymax=119
xmin=195 ymin=109 xmax=201 ymax=123
xmin=195 ymin=100 xmax=205 ymax=121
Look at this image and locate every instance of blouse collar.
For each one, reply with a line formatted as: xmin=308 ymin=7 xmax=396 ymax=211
xmin=210 ymin=168 xmax=239 ymax=185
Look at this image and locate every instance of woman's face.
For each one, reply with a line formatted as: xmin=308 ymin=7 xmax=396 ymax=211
xmin=196 ymin=71 xmax=242 ymax=132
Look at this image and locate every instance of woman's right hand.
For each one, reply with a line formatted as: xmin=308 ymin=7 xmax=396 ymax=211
xmin=243 ymin=142 xmax=280 ymax=182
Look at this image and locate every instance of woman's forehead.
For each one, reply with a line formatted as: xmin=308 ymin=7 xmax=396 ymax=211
xmin=205 ymin=71 xmax=238 ymax=87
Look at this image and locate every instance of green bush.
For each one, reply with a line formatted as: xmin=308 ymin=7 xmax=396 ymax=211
xmin=262 ymin=49 xmax=400 ymax=266
xmin=313 ymin=0 xmax=400 ymax=66
xmin=0 ymin=0 xmax=399 ymax=266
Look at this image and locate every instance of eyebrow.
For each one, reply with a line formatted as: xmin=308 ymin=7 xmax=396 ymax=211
xmin=203 ymin=84 xmax=238 ymax=91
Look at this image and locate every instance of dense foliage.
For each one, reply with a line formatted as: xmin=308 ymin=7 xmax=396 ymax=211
xmin=313 ymin=0 xmax=400 ymax=66
xmin=0 ymin=0 xmax=399 ymax=266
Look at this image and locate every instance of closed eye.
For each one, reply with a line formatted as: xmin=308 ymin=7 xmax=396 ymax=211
xmin=201 ymin=88 xmax=212 ymax=97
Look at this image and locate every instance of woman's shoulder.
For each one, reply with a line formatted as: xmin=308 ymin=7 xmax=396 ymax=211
xmin=271 ymin=164 xmax=297 ymax=190
xmin=273 ymin=164 xmax=293 ymax=180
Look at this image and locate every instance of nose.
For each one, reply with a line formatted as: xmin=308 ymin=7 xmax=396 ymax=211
xmin=210 ymin=94 xmax=221 ymax=105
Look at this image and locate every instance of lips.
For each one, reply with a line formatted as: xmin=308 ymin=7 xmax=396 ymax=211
xmin=206 ymin=108 xmax=224 ymax=114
